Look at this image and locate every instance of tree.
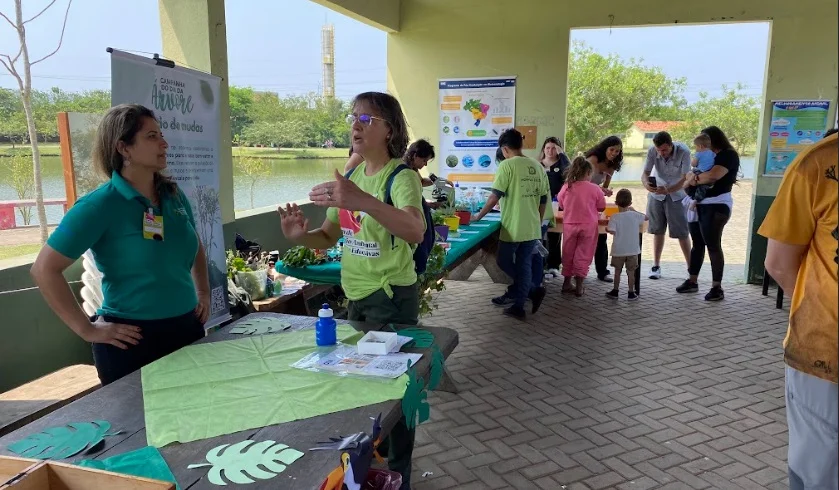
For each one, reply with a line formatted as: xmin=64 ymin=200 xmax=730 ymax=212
xmin=0 ymin=0 xmax=73 ymax=245
xmin=671 ymin=84 xmax=760 ymax=155
xmin=565 ymin=41 xmax=687 ymax=154
xmin=229 ymin=86 xmax=255 ymax=138
xmin=234 ymin=142 xmax=270 ymax=208
xmin=3 ymin=151 xmax=35 ymax=224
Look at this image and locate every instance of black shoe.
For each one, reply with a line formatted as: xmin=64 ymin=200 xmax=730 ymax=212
xmin=676 ymin=280 xmax=699 ymax=293
xmin=627 ymin=291 xmax=638 ymax=301
xmin=705 ymin=286 xmax=724 ymax=301
xmin=503 ymin=305 xmax=526 ymax=320
xmin=597 ymin=273 xmax=612 ymax=282
xmin=605 ymin=289 xmax=619 ymax=299
xmin=492 ymin=294 xmax=514 ymax=306
xmin=530 ymin=287 xmax=546 ymax=314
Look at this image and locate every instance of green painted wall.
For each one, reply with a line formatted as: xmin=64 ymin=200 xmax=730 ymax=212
xmin=386 ymin=0 xmax=838 ymax=284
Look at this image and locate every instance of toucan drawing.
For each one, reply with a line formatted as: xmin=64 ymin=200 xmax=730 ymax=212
xmin=313 ymin=414 xmax=384 ymax=490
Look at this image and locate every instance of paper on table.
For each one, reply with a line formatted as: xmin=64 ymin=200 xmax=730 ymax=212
xmin=293 ymin=345 xmax=422 ymax=379
xmin=141 ymin=326 xmax=408 ymax=447
xmin=447 ymin=237 xmax=468 ymax=242
xmin=393 ymin=335 xmax=414 ymax=352
xmin=469 ymin=223 xmax=491 ymax=228
xmin=459 ymin=230 xmax=479 ymax=234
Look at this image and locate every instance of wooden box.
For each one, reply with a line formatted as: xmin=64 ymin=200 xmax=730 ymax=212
xmin=0 ymin=457 xmax=39 ymax=485
xmin=0 ymin=460 xmax=175 ymax=490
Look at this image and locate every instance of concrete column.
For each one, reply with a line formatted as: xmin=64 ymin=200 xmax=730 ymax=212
xmin=745 ymin=15 xmax=838 ymax=283
xmin=159 ymin=0 xmax=234 ymax=225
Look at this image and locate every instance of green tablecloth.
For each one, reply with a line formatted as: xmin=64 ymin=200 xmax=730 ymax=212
xmin=275 ymin=216 xmax=502 ymax=285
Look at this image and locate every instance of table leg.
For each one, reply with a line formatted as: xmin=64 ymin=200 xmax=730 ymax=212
xmin=636 ymin=233 xmax=642 ymax=293
xmin=433 ymin=367 xmax=459 ymax=394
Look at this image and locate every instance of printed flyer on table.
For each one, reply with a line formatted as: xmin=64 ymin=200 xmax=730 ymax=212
xmin=438 ymin=77 xmax=516 ymax=185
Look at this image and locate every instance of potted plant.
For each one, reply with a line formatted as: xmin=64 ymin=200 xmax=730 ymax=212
xmin=454 ymin=203 xmax=472 ymax=226
xmin=431 ymin=211 xmax=449 ymax=242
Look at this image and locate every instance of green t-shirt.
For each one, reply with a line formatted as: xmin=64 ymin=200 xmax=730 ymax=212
xmin=327 ymin=159 xmax=424 ymax=301
xmin=491 ymin=156 xmax=549 ymax=242
xmin=47 ymin=172 xmax=199 ymax=320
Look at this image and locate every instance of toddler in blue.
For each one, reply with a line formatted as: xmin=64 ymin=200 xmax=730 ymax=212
xmin=687 ymin=133 xmax=715 ymax=202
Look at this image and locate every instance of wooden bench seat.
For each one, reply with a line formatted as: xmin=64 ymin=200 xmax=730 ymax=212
xmin=0 ymin=365 xmax=100 ymax=438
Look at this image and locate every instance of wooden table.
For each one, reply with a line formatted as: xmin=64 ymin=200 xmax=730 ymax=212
xmin=0 ymin=314 xmax=459 ymax=489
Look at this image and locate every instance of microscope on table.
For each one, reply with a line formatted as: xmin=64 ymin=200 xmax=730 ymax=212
xmin=429 ymin=174 xmax=455 ymax=211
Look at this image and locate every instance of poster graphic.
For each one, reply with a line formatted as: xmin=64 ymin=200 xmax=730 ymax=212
xmin=438 ymin=77 xmax=516 ymax=184
xmin=764 ymin=100 xmax=830 ymax=176
xmin=110 ymin=50 xmax=231 ymax=328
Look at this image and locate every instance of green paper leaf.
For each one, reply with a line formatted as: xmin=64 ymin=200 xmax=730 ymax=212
xmin=402 ymin=360 xmax=430 ymax=429
xmin=428 ymin=345 xmax=445 ymax=391
xmin=8 ymin=420 xmax=113 ymax=459
xmin=230 ymin=318 xmax=290 ymax=335
xmin=79 ymin=446 xmax=181 ymax=490
xmin=396 ymin=328 xmax=435 ymax=349
xmin=187 ymin=440 xmax=304 ymax=486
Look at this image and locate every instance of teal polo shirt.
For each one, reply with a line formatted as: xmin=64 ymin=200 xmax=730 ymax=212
xmin=47 ymin=172 xmax=199 ymax=320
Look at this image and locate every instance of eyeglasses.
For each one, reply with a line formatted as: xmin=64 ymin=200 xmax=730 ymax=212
xmin=346 ymin=113 xmax=386 ymax=126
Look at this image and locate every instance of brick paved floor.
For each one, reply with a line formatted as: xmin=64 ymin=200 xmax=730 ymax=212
xmin=413 ymin=262 xmax=791 ymax=490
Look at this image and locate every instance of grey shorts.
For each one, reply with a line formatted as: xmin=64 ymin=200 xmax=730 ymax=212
xmin=647 ymin=196 xmax=689 ymax=238
xmin=786 ymin=366 xmax=838 ymax=490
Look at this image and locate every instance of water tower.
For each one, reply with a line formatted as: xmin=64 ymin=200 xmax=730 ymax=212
xmin=321 ymin=24 xmax=335 ymax=98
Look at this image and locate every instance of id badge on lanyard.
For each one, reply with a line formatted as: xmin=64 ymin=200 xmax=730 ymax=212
xmin=142 ymin=207 xmax=164 ymax=241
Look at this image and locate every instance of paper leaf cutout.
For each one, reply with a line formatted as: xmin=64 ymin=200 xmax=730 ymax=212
xmin=79 ymin=446 xmax=180 ymax=490
xmin=395 ymin=327 xmax=435 ymax=349
xmin=8 ymin=420 xmax=114 ymax=459
xmin=428 ymin=345 xmax=445 ymax=391
xmin=187 ymin=440 xmax=304 ymax=485
xmin=229 ymin=318 xmax=290 ymax=335
xmin=402 ymin=360 xmax=430 ymax=429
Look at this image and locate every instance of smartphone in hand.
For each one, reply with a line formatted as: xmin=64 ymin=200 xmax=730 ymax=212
xmin=648 ymin=176 xmax=657 ymax=188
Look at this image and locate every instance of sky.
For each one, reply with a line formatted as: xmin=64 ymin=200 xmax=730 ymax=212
xmin=0 ymin=0 xmax=769 ymax=103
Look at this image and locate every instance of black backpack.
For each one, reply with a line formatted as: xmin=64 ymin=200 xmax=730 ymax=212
xmin=345 ymin=164 xmax=435 ymax=274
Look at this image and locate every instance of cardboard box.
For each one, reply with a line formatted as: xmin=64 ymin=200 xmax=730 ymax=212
xmin=0 ymin=457 xmax=39 ymax=486
xmin=357 ymin=331 xmax=398 ymax=356
xmin=0 ymin=460 xmax=175 ymax=490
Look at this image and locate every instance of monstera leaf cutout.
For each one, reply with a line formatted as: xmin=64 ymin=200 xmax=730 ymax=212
xmin=187 ymin=440 xmax=304 ymax=486
xmin=392 ymin=327 xmax=435 ymax=349
xmin=402 ymin=360 xmax=430 ymax=429
xmin=428 ymin=345 xmax=445 ymax=391
xmin=8 ymin=420 xmax=117 ymax=459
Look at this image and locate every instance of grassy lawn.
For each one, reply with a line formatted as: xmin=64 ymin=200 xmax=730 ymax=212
xmin=0 ymin=143 xmax=61 ymax=157
xmin=0 ymin=243 xmax=41 ymax=261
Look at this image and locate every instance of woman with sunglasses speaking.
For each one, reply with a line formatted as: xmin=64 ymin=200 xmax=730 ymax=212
xmin=277 ymin=92 xmax=425 ymax=488
xmin=30 ymin=104 xmax=211 ymax=386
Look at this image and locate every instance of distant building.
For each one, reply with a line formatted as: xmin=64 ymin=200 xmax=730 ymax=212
xmin=625 ymin=121 xmax=682 ymax=149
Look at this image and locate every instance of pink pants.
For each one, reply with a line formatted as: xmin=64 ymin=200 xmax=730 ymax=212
xmin=561 ymin=222 xmax=599 ymax=278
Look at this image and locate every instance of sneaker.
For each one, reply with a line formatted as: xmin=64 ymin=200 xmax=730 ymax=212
xmin=597 ymin=272 xmax=612 ymax=282
xmin=503 ymin=305 xmax=526 ymax=320
xmin=530 ymin=287 xmax=547 ymax=314
xmin=605 ymin=289 xmax=619 ymax=299
xmin=627 ymin=291 xmax=638 ymax=301
xmin=649 ymin=266 xmax=661 ymax=279
xmin=546 ymin=268 xmax=560 ymax=278
xmin=491 ymin=294 xmax=514 ymax=306
xmin=676 ymin=280 xmax=699 ymax=293
xmin=705 ymin=286 xmax=724 ymax=302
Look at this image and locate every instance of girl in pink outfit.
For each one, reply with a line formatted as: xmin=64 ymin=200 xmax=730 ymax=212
xmin=558 ymin=156 xmax=607 ymax=296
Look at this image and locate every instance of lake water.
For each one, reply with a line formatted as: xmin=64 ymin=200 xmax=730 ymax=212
xmin=0 ymin=154 xmax=756 ymax=227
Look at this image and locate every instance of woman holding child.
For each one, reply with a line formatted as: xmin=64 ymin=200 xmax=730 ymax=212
xmin=677 ymin=126 xmax=740 ymax=301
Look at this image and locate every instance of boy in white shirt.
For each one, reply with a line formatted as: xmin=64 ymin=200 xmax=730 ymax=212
xmin=605 ymin=189 xmax=648 ymax=300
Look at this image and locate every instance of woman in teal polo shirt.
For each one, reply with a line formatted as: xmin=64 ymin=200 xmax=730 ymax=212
xmin=30 ymin=104 xmax=211 ymax=386
xmin=278 ymin=92 xmax=424 ymax=490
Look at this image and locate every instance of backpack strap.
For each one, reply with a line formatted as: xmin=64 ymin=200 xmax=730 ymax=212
xmin=383 ymin=164 xmax=412 ymax=206
xmin=344 ymin=167 xmax=356 ymax=180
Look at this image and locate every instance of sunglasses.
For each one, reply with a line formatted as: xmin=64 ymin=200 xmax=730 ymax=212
xmin=346 ymin=113 xmax=386 ymax=126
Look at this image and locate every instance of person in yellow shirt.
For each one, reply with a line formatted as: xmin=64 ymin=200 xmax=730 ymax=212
xmin=758 ymin=131 xmax=837 ymax=490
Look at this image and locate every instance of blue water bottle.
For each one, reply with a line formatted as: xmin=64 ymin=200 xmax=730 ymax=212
xmin=315 ymin=303 xmax=337 ymax=346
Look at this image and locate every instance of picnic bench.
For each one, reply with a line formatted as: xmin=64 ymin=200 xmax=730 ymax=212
xmin=0 ymin=366 xmax=100 ymax=438
xmin=0 ymin=313 xmax=459 ymax=489
xmin=274 ymin=213 xmax=508 ymax=285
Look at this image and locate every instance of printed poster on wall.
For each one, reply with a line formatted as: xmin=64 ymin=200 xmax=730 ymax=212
xmin=110 ymin=49 xmax=231 ymax=328
xmin=438 ymin=77 xmax=516 ymax=185
xmin=764 ymin=100 xmax=830 ymax=176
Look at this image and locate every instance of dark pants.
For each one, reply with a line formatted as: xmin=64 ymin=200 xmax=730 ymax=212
xmin=497 ymin=239 xmax=538 ymax=308
xmin=688 ymin=204 xmax=731 ymax=283
xmin=594 ymin=233 xmax=610 ymax=278
xmin=92 ymin=310 xmax=205 ymax=386
xmin=347 ymin=283 xmax=419 ymax=490
xmin=546 ymin=232 xmax=562 ymax=269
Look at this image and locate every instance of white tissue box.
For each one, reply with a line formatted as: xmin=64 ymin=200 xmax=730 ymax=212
xmin=357 ymin=331 xmax=398 ymax=356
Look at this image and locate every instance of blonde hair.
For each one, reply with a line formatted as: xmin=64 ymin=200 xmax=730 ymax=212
xmin=563 ymin=155 xmax=592 ymax=188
